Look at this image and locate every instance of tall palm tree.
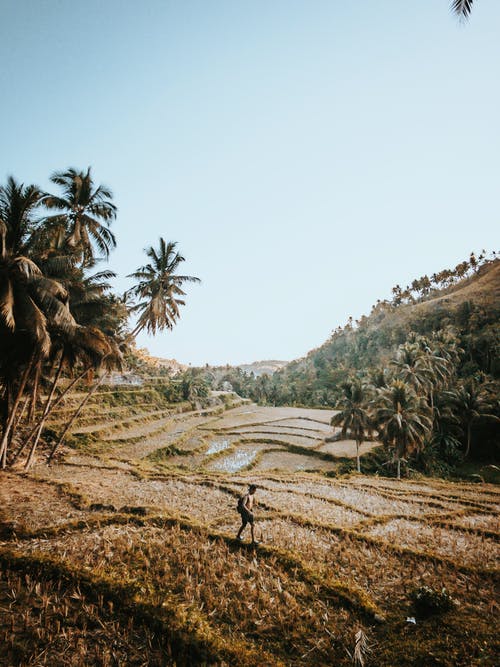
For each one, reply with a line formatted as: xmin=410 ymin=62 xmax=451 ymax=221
xmin=430 ymin=390 xmax=462 ymax=463
xmin=126 ymin=238 xmax=200 ymax=338
xmin=391 ymin=342 xmax=432 ymax=395
xmin=448 ymin=379 xmax=499 ymax=457
xmin=374 ymin=380 xmax=432 ymax=479
xmin=0 ymin=219 xmax=76 ymax=466
xmin=41 ymin=168 xmax=117 ymax=263
xmin=331 ymin=380 xmax=372 ymax=473
xmin=408 ymin=333 xmax=455 ymax=410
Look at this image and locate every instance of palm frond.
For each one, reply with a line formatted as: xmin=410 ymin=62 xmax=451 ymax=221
xmin=451 ymin=0 xmax=474 ymax=19
xmin=0 ymin=277 xmax=15 ymax=329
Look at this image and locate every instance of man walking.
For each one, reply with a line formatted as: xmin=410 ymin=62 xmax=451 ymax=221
xmin=236 ymin=484 xmax=259 ymax=544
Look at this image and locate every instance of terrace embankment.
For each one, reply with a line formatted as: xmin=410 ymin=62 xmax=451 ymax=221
xmin=1 ymin=395 xmax=499 ymax=666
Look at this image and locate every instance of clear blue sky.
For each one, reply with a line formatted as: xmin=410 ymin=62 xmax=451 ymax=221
xmin=1 ymin=1 xmax=498 ymax=366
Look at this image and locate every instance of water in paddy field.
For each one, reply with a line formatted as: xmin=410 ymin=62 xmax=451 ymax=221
xmin=211 ymin=449 xmax=258 ymax=472
xmin=206 ymin=440 xmax=230 ymax=455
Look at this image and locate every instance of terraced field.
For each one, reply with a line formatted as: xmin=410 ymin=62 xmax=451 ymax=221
xmin=44 ymin=387 xmax=364 ymax=473
xmin=1 ymin=386 xmax=498 ymax=666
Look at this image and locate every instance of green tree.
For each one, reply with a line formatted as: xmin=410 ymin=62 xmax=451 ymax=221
xmin=374 ymin=380 xmax=432 ymax=479
xmin=0 ymin=219 xmax=76 ymax=467
xmin=330 ymin=380 xmax=372 ymax=473
xmin=126 ymin=238 xmax=200 ymax=338
xmin=42 ymin=168 xmax=117 ymax=263
xmin=0 ymin=176 xmax=41 ymax=256
xmin=0 ymin=170 xmax=123 ymax=469
xmin=448 ymin=379 xmax=499 ymax=457
xmin=391 ymin=342 xmax=432 ymax=395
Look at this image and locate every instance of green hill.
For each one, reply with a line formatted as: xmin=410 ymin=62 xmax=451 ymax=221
xmin=267 ymin=258 xmax=499 ymax=401
xmin=217 ymin=256 xmax=499 ymax=473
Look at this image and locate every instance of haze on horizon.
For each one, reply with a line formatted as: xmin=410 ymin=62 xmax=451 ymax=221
xmin=1 ymin=1 xmax=499 ymax=367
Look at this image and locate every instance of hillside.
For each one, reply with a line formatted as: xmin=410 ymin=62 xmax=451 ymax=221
xmin=248 ymin=259 xmax=499 ymax=408
xmin=357 ymin=258 xmax=500 ymax=360
xmin=293 ymin=259 xmax=499 ymax=377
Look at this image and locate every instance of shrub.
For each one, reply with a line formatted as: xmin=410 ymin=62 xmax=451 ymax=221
xmin=410 ymin=585 xmax=456 ymax=617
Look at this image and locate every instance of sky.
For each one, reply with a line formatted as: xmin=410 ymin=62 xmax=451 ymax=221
xmin=1 ymin=0 xmax=499 ymax=366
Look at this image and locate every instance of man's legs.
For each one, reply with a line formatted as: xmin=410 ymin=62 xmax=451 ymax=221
xmin=236 ymin=517 xmax=247 ymax=540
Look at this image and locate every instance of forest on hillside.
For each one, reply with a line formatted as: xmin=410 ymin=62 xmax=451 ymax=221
xmin=213 ymin=254 xmax=500 ymax=476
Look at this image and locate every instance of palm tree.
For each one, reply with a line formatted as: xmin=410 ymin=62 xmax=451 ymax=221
xmin=0 ymin=219 xmax=76 ymax=466
xmin=408 ymin=334 xmax=455 ymax=410
xmin=0 ymin=176 xmax=42 ymax=256
xmin=391 ymin=342 xmax=432 ymax=395
xmin=448 ymin=379 xmax=499 ymax=457
xmin=452 ymin=1 xmax=475 ymax=20
xmin=0 ymin=170 xmax=124 ymax=469
xmin=180 ymin=371 xmax=210 ymax=406
xmin=374 ymin=380 xmax=432 ymax=479
xmin=41 ymin=168 xmax=117 ymax=263
xmin=430 ymin=390 xmax=462 ymax=463
xmin=331 ymin=380 xmax=372 ymax=473
xmin=126 ymin=238 xmax=200 ymax=338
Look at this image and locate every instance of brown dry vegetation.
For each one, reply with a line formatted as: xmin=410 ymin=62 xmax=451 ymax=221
xmin=1 ymin=400 xmax=499 ymax=666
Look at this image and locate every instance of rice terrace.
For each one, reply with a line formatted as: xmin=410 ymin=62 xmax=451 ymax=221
xmin=1 ymin=386 xmax=499 ymax=666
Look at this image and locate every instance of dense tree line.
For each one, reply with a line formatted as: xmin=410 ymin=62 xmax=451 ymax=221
xmin=0 ymin=169 xmax=198 ymax=469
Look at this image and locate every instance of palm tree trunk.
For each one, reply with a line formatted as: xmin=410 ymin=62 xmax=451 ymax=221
xmin=24 ymin=356 xmax=65 ymax=470
xmin=12 ymin=397 xmax=29 ymax=435
xmin=46 ymin=372 xmax=108 ymax=465
xmin=465 ymin=422 xmax=472 ymax=458
xmin=356 ymin=439 xmax=361 ymax=473
xmin=396 ymin=457 xmax=401 ymax=480
xmin=0 ymin=385 xmax=10 ymax=454
xmin=27 ymin=361 xmax=41 ymax=423
xmin=0 ymin=357 xmax=34 ymax=468
xmin=12 ymin=365 xmax=92 ymax=464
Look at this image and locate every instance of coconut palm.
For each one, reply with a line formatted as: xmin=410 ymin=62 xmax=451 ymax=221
xmin=374 ymin=380 xmax=433 ymax=479
xmin=126 ymin=238 xmax=200 ymax=338
xmin=331 ymin=380 xmax=372 ymax=473
xmin=430 ymin=390 xmax=462 ymax=464
xmin=0 ymin=176 xmax=42 ymax=256
xmin=391 ymin=342 xmax=433 ymax=395
xmin=409 ymin=334 xmax=455 ymax=410
xmin=0 ymin=178 xmax=78 ymax=467
xmin=447 ymin=379 xmax=499 ymax=457
xmin=0 ymin=220 xmax=76 ymax=466
xmin=41 ymin=168 xmax=117 ymax=263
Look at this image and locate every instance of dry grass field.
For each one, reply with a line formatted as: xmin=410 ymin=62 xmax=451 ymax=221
xmin=1 ymin=396 xmax=499 ymax=666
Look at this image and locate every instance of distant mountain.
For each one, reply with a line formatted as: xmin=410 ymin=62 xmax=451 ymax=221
xmin=237 ymin=360 xmax=288 ymax=376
